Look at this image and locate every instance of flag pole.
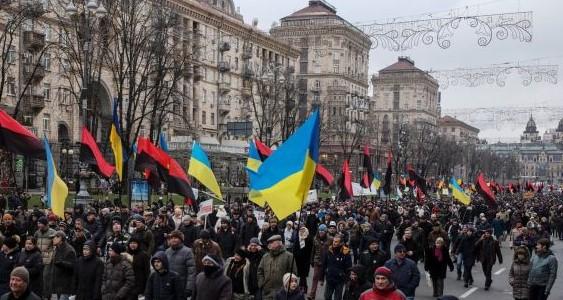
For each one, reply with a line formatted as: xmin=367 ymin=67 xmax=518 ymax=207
xmin=286 ymin=195 xmax=307 ymax=300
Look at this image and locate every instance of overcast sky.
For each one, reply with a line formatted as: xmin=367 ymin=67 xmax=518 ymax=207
xmin=234 ymin=0 xmax=563 ymax=142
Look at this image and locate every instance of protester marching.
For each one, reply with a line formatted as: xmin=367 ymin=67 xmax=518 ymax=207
xmin=0 ymin=109 xmax=561 ymax=300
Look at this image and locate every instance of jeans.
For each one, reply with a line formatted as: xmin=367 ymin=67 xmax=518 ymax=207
xmin=529 ymin=285 xmax=548 ymax=300
xmin=324 ymin=282 xmax=344 ymax=300
xmin=456 ymin=253 xmax=464 ymax=278
xmin=463 ymin=262 xmax=474 ymax=284
xmin=308 ymin=264 xmax=322 ymax=299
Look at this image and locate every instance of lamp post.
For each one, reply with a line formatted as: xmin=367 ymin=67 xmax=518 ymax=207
xmin=61 ymin=146 xmax=74 ymax=183
xmin=65 ymin=0 xmax=107 ymax=204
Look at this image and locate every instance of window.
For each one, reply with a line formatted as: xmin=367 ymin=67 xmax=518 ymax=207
xmin=6 ymin=46 xmax=16 ymax=64
xmin=235 ymin=57 xmax=239 ymax=70
xmin=211 ymin=91 xmax=216 ymax=105
xmin=202 ymin=89 xmax=207 ymax=103
xmin=42 ymin=113 xmax=50 ymax=133
xmin=202 ymin=111 xmax=206 ymax=125
xmin=392 ymin=84 xmax=400 ymax=110
xmin=210 ymin=113 xmax=215 ymax=125
xmin=43 ymin=83 xmax=51 ymax=100
xmin=42 ymin=53 xmax=51 ymax=71
xmin=6 ymin=78 xmax=16 ymax=96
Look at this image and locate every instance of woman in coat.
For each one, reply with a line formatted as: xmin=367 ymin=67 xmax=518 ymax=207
xmin=127 ymin=238 xmax=150 ymax=300
xmin=424 ymin=237 xmax=454 ymax=298
xmin=508 ymin=246 xmax=531 ymax=300
xmin=292 ymin=227 xmax=313 ymax=293
xmin=101 ymin=244 xmax=135 ymax=300
xmin=73 ymin=240 xmax=104 ymax=300
xmin=224 ymin=248 xmax=251 ymax=299
xmin=16 ymin=236 xmax=43 ymax=297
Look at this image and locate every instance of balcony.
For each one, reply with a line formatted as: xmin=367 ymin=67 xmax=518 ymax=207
xmin=23 ymin=94 xmax=45 ymax=110
xmin=218 ymin=61 xmax=230 ymax=73
xmin=242 ymin=48 xmax=252 ymax=59
xmin=311 ymin=85 xmax=321 ymax=93
xmin=193 ymin=66 xmax=203 ymax=82
xmin=241 ymin=87 xmax=252 ymax=98
xmin=22 ymin=31 xmax=45 ymax=51
xmin=242 ymin=67 xmax=254 ymax=80
xmin=218 ymin=100 xmax=230 ymax=113
xmin=23 ymin=65 xmax=45 ymax=83
xmin=219 ymin=81 xmax=231 ymax=94
xmin=327 ymin=85 xmax=348 ymax=94
xmin=219 ymin=42 xmax=231 ymax=52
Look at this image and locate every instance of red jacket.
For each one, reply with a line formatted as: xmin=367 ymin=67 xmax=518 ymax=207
xmin=359 ymin=285 xmax=406 ymax=300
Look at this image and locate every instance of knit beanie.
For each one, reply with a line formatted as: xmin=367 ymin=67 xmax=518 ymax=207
xmin=37 ymin=216 xmax=48 ymax=226
xmin=168 ymin=230 xmax=184 ymax=241
xmin=374 ymin=266 xmax=392 ymax=279
xmin=249 ymin=237 xmax=261 ymax=246
xmin=11 ymin=267 xmax=29 ymax=284
xmin=202 ymin=254 xmax=223 ymax=268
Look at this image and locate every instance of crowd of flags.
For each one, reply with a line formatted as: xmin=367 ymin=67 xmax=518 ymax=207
xmin=0 ymin=106 xmax=557 ymax=221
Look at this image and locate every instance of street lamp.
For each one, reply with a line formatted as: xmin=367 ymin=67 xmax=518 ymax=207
xmin=61 ymin=147 xmax=74 ymax=182
xmin=65 ymin=0 xmax=107 ymax=204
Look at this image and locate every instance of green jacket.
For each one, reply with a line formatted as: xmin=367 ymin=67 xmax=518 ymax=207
xmin=257 ymin=249 xmax=297 ymax=300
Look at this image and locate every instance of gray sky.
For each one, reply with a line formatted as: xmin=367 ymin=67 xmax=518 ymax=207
xmin=234 ymin=0 xmax=563 ymax=142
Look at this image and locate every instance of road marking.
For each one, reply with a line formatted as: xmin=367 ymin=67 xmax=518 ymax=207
xmin=460 ymin=287 xmax=478 ymax=298
xmin=494 ymin=267 xmax=506 ymax=275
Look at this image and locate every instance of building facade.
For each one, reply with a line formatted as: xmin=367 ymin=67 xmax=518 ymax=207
xmin=480 ymin=118 xmax=563 ymax=183
xmin=270 ymin=0 xmax=372 ymax=175
xmin=371 ymin=57 xmax=440 ymax=148
xmin=439 ymin=115 xmax=480 ymax=144
xmin=0 ymin=0 xmax=299 ymax=188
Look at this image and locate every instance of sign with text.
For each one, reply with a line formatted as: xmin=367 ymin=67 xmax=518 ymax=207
xmin=198 ymin=200 xmax=213 ymax=217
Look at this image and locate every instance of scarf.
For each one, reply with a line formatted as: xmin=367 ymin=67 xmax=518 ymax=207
xmin=434 ymin=247 xmax=443 ymax=262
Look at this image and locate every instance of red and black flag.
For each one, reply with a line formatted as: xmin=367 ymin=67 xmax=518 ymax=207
xmin=406 ymin=164 xmax=428 ymax=196
xmin=0 ymin=109 xmax=44 ymax=158
xmin=382 ymin=151 xmax=393 ymax=195
xmin=254 ymin=138 xmax=335 ymax=186
xmin=80 ymin=127 xmax=115 ymax=178
xmin=361 ymin=145 xmax=374 ymax=189
xmin=338 ymin=159 xmax=353 ymax=200
xmin=167 ymin=156 xmax=195 ymax=200
xmin=475 ymin=172 xmax=496 ymax=205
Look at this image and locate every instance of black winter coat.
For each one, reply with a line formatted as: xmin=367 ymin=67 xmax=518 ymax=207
xmin=49 ymin=242 xmax=76 ymax=295
xmin=0 ymin=249 xmax=19 ymax=296
xmin=216 ymin=229 xmax=237 ymax=259
xmin=424 ymin=246 xmax=454 ymax=279
xmin=343 ymin=281 xmax=371 ymax=300
xmin=178 ymin=223 xmax=199 ymax=248
xmin=128 ymin=249 xmax=151 ymax=299
xmin=73 ymin=254 xmax=104 ymax=300
xmin=101 ymin=255 xmax=135 ymax=300
xmin=240 ymin=222 xmax=260 ymax=247
xmin=16 ymin=248 xmax=43 ymax=297
xmin=358 ymin=249 xmax=386 ymax=283
xmin=145 ymin=252 xmax=184 ymax=300
xmin=293 ymin=236 xmax=313 ymax=278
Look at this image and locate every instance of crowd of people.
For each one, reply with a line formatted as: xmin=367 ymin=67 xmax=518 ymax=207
xmin=0 ymin=190 xmax=561 ymax=300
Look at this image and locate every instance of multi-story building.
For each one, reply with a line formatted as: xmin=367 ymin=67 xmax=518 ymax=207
xmin=371 ymin=57 xmax=440 ymax=148
xmin=270 ymin=0 xmax=372 ymax=175
xmin=480 ymin=119 xmax=563 ymax=183
xmin=0 ymin=0 xmax=299 ymax=188
xmin=543 ymin=118 xmax=563 ymax=144
xmin=438 ymin=115 xmax=480 ymax=144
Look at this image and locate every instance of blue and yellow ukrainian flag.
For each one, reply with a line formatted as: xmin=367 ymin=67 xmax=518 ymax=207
xmin=110 ymin=100 xmax=124 ymax=181
xmin=188 ymin=142 xmax=222 ymax=199
xmin=450 ymin=176 xmax=471 ymax=205
xmin=249 ymin=111 xmax=320 ymax=220
xmin=43 ymin=138 xmax=68 ymax=217
xmin=246 ymin=140 xmax=264 ymax=207
xmin=371 ymin=171 xmax=382 ymax=191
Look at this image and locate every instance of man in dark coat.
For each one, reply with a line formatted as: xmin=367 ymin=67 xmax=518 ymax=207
xmin=145 ymin=251 xmax=184 ymax=300
xmin=358 ymin=236 xmax=386 ymax=284
xmin=16 ymin=237 xmax=43 ymax=297
xmin=127 ymin=237 xmax=150 ymax=300
xmin=246 ymin=238 xmax=265 ymax=300
xmin=165 ymin=230 xmax=196 ymax=298
xmin=84 ymin=210 xmax=103 ymax=244
xmin=320 ymin=234 xmax=352 ymax=300
xmin=178 ymin=215 xmax=199 ymax=248
xmin=384 ymin=244 xmax=420 ymax=299
xmin=101 ymin=243 xmax=135 ymax=300
xmin=453 ymin=226 xmax=478 ymax=288
xmin=0 ymin=236 xmax=19 ymax=296
xmin=474 ymin=229 xmax=503 ymax=290
xmin=193 ymin=254 xmax=232 ymax=300
xmin=73 ymin=240 xmax=103 ymax=300
xmin=216 ymin=218 xmax=237 ymax=259
xmin=240 ymin=215 xmax=260 ymax=247
xmin=47 ymin=231 xmax=76 ymax=299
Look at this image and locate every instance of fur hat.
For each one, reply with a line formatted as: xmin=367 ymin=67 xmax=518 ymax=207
xmin=10 ymin=267 xmax=29 ymax=284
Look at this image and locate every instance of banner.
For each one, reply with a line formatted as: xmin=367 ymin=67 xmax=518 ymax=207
xmin=306 ymin=189 xmax=318 ymax=203
xmin=198 ymin=199 xmax=213 ymax=217
xmin=254 ymin=210 xmax=266 ymax=228
xmin=352 ymin=182 xmax=378 ymax=196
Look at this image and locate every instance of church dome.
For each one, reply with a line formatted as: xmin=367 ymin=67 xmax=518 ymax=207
xmin=524 ymin=115 xmax=538 ymax=133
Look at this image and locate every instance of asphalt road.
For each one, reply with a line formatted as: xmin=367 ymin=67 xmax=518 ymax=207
xmin=306 ymin=238 xmax=563 ymax=299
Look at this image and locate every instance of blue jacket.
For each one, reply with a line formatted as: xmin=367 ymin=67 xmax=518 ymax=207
xmin=528 ymin=250 xmax=558 ymax=293
xmin=384 ymin=257 xmax=420 ymax=297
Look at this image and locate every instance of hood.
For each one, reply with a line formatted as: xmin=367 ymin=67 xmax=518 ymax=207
xmin=513 ymin=246 xmax=530 ymax=262
xmin=151 ymin=251 xmax=169 ymax=270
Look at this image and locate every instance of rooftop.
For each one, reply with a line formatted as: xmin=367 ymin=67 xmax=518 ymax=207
xmin=286 ymin=0 xmax=337 ymax=18
xmin=439 ymin=115 xmax=480 ymax=133
xmin=379 ymin=56 xmax=425 ymax=73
